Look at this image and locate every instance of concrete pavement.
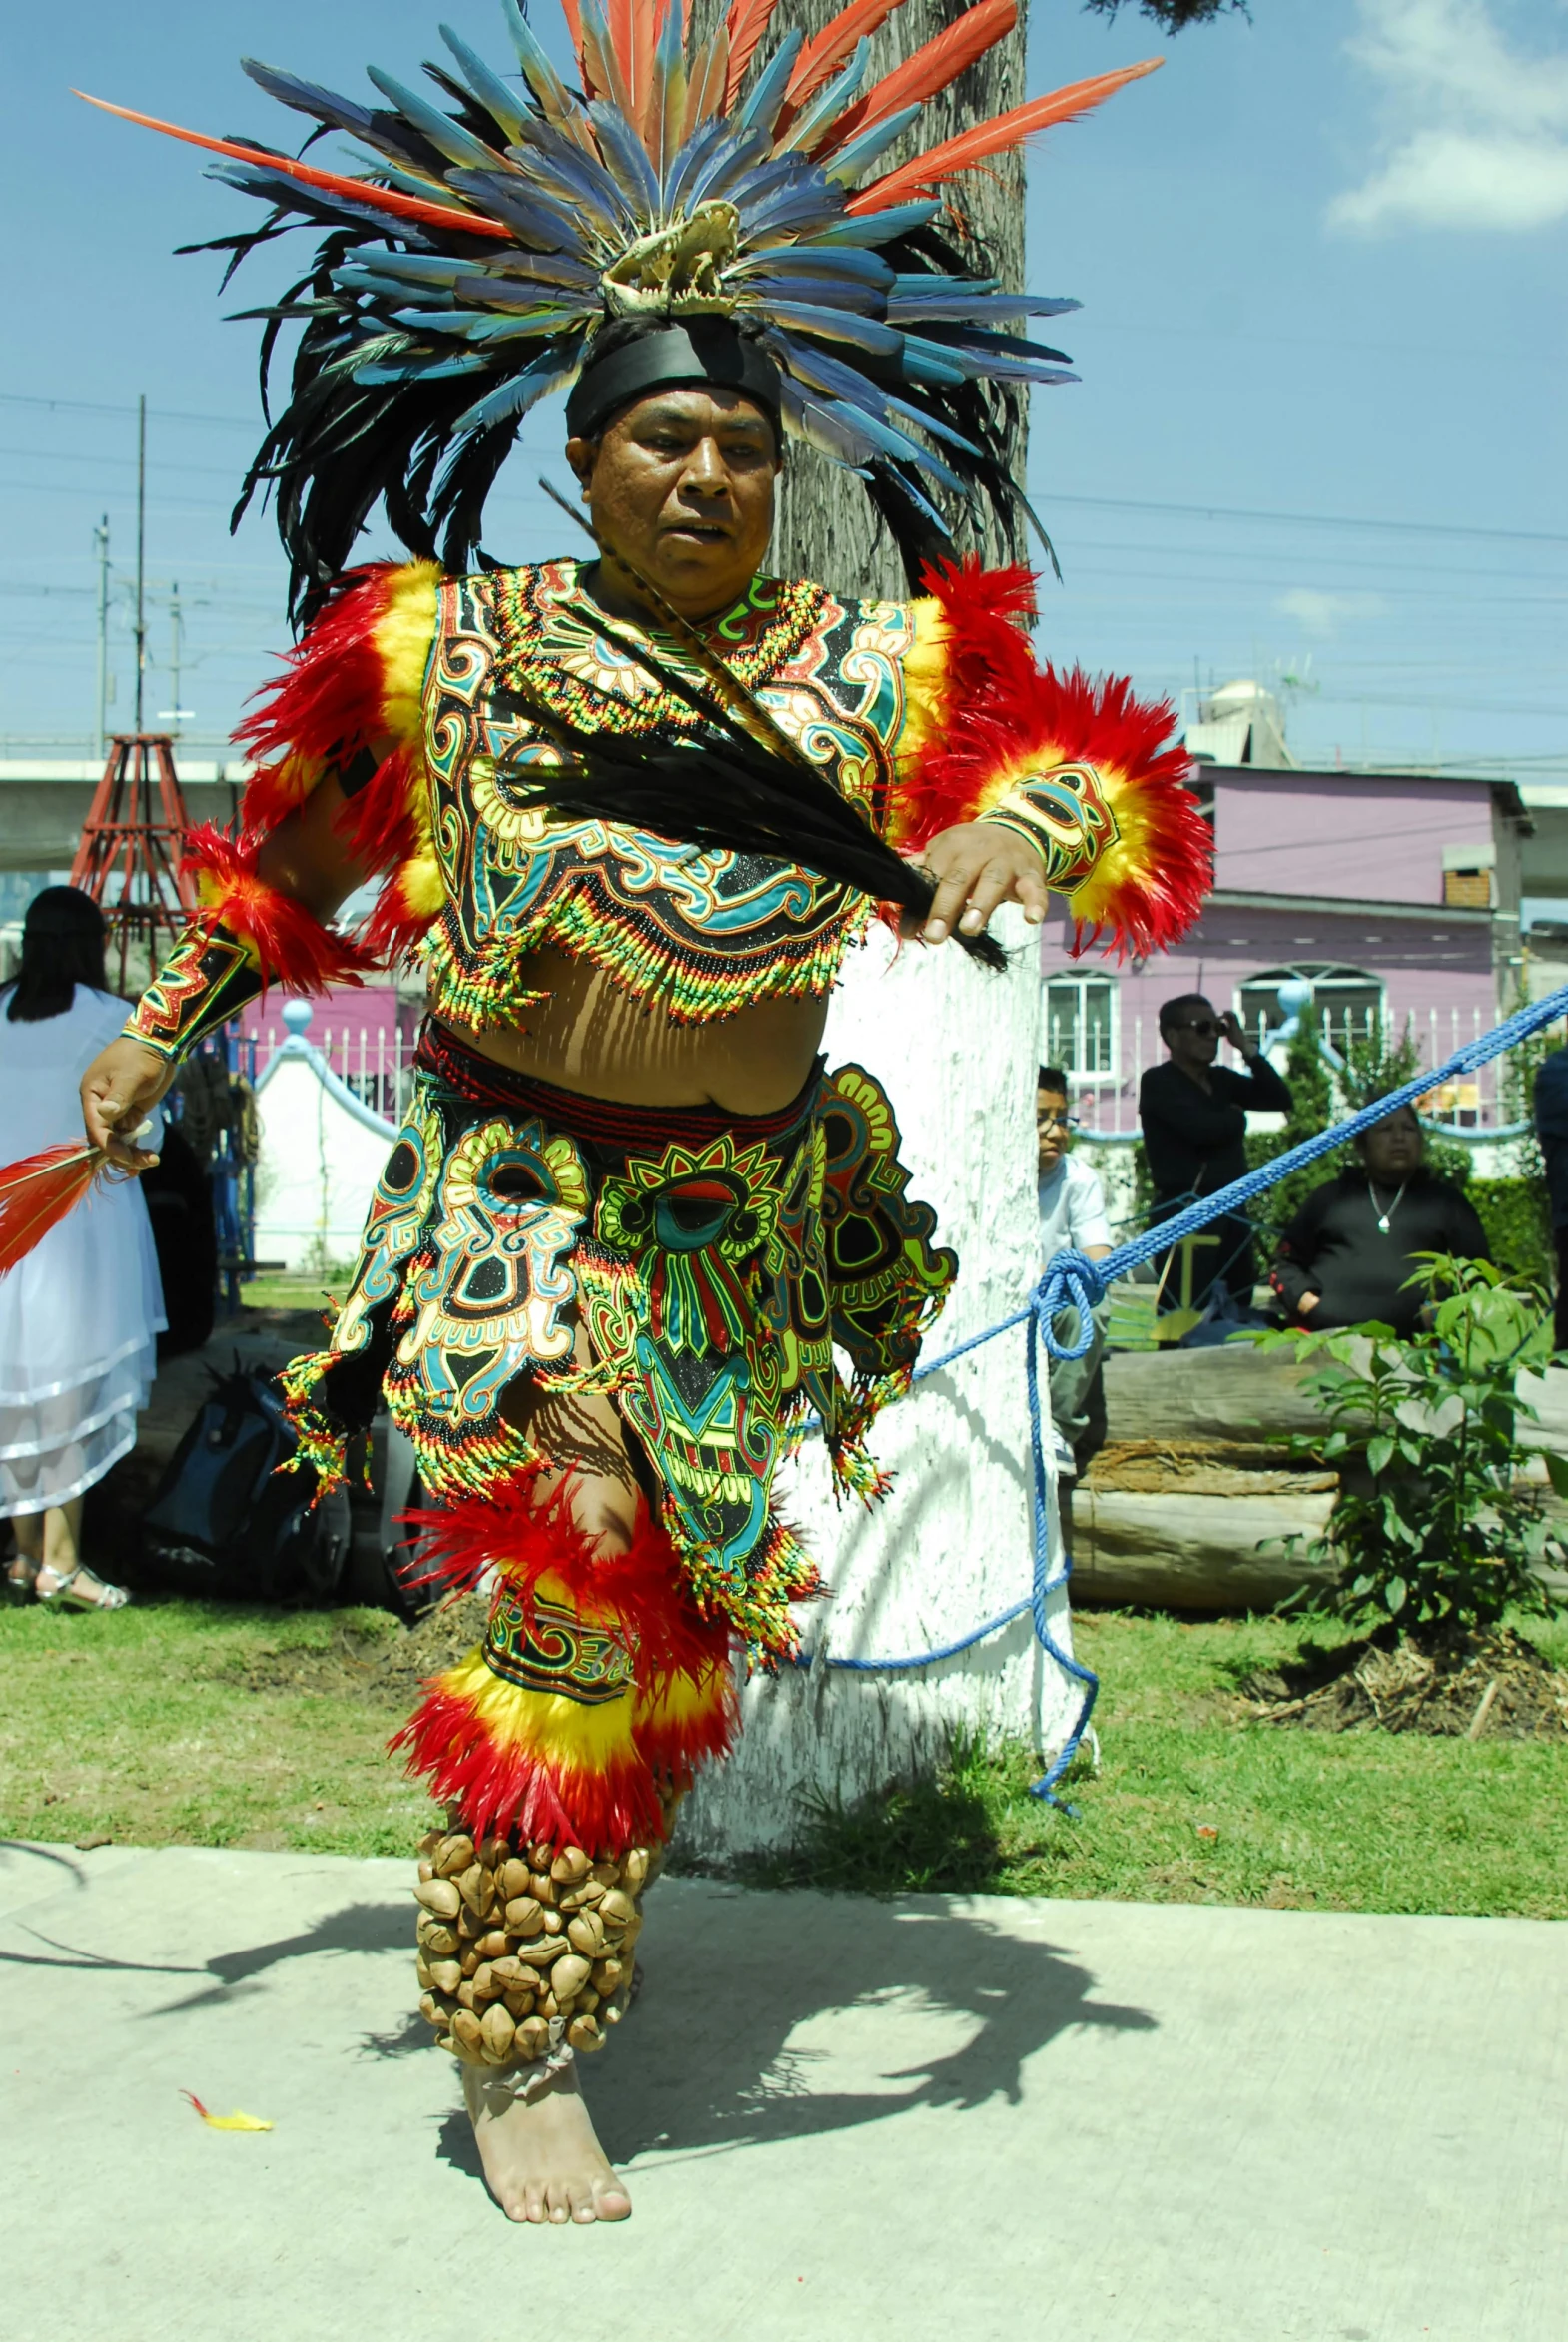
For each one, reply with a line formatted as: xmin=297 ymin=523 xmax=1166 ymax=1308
xmin=0 ymin=1841 xmax=1561 ymax=2342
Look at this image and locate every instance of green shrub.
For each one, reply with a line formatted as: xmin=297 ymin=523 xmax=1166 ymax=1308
xmin=1468 ymin=1176 xmax=1553 ymax=1291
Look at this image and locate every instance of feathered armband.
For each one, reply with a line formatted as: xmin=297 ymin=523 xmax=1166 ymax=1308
xmin=124 ymin=827 xmax=373 ymax=1065
xmin=896 ymin=557 xmax=1212 ymax=959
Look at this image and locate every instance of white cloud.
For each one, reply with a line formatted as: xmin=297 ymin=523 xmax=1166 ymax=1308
xmin=1275 ymin=589 xmax=1388 ymax=635
xmin=1329 ymin=0 xmax=1568 ymax=234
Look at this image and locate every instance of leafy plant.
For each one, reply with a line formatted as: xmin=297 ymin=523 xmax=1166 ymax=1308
xmin=1252 ymin=1253 xmax=1568 ymax=1636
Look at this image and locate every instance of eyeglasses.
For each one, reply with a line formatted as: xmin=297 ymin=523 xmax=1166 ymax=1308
xmin=1039 ymin=1111 xmax=1081 ymax=1133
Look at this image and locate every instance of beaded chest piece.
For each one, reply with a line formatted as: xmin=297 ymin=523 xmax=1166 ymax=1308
xmin=418 ymin=560 xmax=916 ymax=1030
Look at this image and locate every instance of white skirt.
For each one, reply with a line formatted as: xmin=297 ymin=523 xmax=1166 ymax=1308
xmin=0 ymin=1173 xmax=167 ymax=1515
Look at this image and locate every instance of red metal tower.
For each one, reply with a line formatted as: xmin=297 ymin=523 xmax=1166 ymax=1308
xmin=69 ymin=733 xmax=198 ymax=990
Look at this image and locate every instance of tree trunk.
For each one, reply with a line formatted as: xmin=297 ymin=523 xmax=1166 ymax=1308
xmin=689 ymin=0 xmax=1031 ymax=597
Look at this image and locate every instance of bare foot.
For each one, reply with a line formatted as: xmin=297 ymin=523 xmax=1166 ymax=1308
xmin=462 ymin=2059 xmax=632 ymax=2225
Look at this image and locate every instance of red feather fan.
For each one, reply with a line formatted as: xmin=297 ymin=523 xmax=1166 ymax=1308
xmin=0 ymin=1145 xmax=110 ymax=1277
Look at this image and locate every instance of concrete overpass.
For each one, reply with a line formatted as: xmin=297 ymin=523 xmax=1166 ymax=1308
xmin=0 ymin=758 xmax=250 ymax=873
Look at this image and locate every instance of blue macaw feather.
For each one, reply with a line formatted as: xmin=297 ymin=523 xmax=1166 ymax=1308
xmin=438 ymin=23 xmax=534 ymax=146
xmin=737 ymin=273 xmax=883 ymax=315
xmin=650 ymin=0 xmax=686 ymax=184
xmin=451 ymin=338 xmax=585 ymax=435
xmin=931 ymin=325 xmax=1079 ymax=376
xmin=823 ymin=397 xmax=968 ymax=495
xmin=586 ymin=103 xmax=662 ymax=224
xmin=821 ymin=105 xmax=923 ymax=188
xmin=812 ymin=202 xmax=941 ymax=245
xmin=704 ymin=151 xmax=801 ymax=216
xmin=889 ymin=271 xmax=1000 ymax=302
xmin=240 ymin=58 xmax=380 ymax=142
xmin=205 ymin=160 xmax=437 ymax=247
xmin=445 ymin=168 xmax=592 ymax=250
xmin=888 ymin=289 xmax=1076 ymax=325
xmin=767 ymin=331 xmax=984 ymax=459
xmin=497 ymin=120 xmax=636 ymax=235
xmin=500 ymin=0 xmax=582 ymax=133
xmin=353 ymin=351 xmax=491 ymax=383
xmin=764 ymin=300 xmax=903 ymax=356
xmin=395 ymin=303 xmax=586 ymax=340
xmin=775 ymin=42 xmax=871 ymax=155
xmin=339 ymin=247 xmax=469 ymax=284
xmin=732 ymin=243 xmax=893 ymax=288
xmin=684 ymin=125 xmax=773 ymax=212
xmin=776 ymin=380 xmax=870 ymax=473
xmin=365 ymin=67 xmax=512 ymax=175
xmin=662 ymin=117 xmax=736 ymax=216
xmin=895 ymin=337 xmax=968 ymax=388
xmin=734 ymin=32 xmax=806 ymax=142
xmin=735 ymin=179 xmax=850 ymax=243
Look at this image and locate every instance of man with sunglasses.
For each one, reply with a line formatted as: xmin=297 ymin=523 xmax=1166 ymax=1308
xmin=1140 ymin=994 xmax=1291 ymax=1315
xmin=1038 ymin=1068 xmax=1114 ymax=1478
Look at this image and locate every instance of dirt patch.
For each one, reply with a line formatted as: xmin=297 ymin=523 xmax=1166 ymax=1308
xmin=1240 ymin=1626 xmax=1568 ymax=1739
xmin=213 ymin=1593 xmax=490 ymax=1705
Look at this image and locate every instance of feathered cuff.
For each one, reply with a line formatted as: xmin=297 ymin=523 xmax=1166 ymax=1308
xmin=124 ymin=829 xmax=372 ymax=1064
xmin=893 ymin=556 xmax=1211 ymax=957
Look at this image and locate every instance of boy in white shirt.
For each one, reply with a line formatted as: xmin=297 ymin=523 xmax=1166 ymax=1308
xmin=1038 ymin=1066 xmax=1113 ymax=1479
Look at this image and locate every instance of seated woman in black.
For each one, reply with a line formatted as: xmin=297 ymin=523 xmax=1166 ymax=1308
xmin=1269 ymin=1102 xmax=1490 ymax=1337
xmin=1139 ymin=992 xmax=1292 ymax=1309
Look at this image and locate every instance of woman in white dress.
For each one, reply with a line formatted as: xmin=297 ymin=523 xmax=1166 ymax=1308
xmin=1 ymin=888 xmax=165 ymax=1610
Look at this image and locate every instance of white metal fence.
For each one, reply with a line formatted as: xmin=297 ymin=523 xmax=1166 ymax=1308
xmin=255 ymin=1021 xmax=416 ymax=1126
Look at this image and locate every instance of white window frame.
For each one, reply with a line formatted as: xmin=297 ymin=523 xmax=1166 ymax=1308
xmin=1042 ymin=971 xmax=1121 ymax=1084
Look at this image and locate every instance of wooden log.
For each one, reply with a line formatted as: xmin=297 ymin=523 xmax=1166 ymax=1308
xmin=1069 ymin=1486 xmax=1340 ymax=1613
xmin=1102 ymin=1345 xmax=1330 ymax=1447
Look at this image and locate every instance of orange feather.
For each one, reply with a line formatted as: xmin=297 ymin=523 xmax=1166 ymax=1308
xmin=73 ymin=91 xmax=511 ymax=240
xmin=0 ymin=1144 xmax=109 ymax=1276
xmin=723 ymin=0 xmax=786 ymax=107
xmin=845 ymin=55 xmax=1162 ymax=212
xmin=559 ymin=0 xmax=586 ymax=76
xmin=783 ymin=0 xmax=907 ymax=111
xmin=682 ymin=27 xmax=731 ymax=137
xmin=815 ymin=0 xmax=1016 ymax=157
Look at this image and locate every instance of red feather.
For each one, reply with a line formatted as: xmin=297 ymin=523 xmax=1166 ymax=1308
xmin=815 ymin=0 xmax=1015 ymax=158
xmin=236 ymin=563 xmax=404 ymax=833
xmin=73 ymin=91 xmax=510 ymax=241
xmin=0 ymin=1145 xmax=108 ymax=1277
xmin=846 ymin=55 xmax=1162 ymax=212
xmin=723 ymin=0 xmax=786 ymax=106
xmin=782 ymin=0 xmax=907 ymax=112
xmin=181 ymin=826 xmax=377 ymax=990
xmin=392 ymin=1478 xmax=735 ymax=1852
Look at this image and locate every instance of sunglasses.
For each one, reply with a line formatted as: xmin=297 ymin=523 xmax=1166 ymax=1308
xmin=1176 ymin=1018 xmax=1218 ymax=1037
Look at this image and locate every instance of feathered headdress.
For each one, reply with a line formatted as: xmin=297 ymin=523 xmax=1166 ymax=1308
xmin=80 ymin=0 xmax=1159 ymax=614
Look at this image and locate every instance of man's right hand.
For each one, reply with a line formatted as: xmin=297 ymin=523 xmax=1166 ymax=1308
xmin=81 ymin=1038 xmax=176 ymax=1171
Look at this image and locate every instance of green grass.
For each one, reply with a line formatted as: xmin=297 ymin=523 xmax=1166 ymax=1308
xmin=740 ymin=1608 xmax=1568 ymax=1920
xmin=4 ymin=1595 xmax=1565 ymax=1916
xmin=0 ymin=1598 xmax=440 ymax=1856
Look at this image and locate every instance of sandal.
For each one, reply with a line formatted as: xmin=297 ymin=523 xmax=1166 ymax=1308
xmin=5 ymin=1556 xmax=39 ymax=1604
xmin=36 ymin=1564 xmax=131 ymax=1612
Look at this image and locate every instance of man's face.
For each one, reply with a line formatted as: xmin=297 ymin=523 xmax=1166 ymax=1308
xmin=1038 ymin=1086 xmax=1073 ymax=1175
xmin=565 ymin=387 xmax=780 ymax=620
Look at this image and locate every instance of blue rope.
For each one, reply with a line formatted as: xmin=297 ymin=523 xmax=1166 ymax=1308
xmin=785 ymin=980 xmax=1568 ymax=1815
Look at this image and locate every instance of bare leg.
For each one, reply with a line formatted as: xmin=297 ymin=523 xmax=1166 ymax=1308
xmin=33 ymin=1498 xmax=125 ymax=1606
xmin=458 ymin=1330 xmax=639 ymax=2222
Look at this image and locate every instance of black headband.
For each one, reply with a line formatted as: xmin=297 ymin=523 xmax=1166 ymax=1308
xmin=565 ymin=323 xmax=782 ymax=441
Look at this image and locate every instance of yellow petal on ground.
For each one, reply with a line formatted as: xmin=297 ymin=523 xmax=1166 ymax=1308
xmin=181 ymin=2090 xmax=274 ymax=2131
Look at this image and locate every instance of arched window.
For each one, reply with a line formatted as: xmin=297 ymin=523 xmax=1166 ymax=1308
xmin=1236 ymin=963 xmax=1385 ymax=1055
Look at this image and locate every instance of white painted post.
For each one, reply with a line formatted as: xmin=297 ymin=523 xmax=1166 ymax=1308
xmin=681 ymin=909 xmax=1079 ymax=1863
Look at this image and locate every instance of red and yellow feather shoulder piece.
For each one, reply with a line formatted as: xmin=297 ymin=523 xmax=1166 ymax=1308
xmin=891 ymin=555 xmax=1211 ymax=959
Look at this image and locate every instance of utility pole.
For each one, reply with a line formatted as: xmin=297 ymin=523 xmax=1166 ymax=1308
xmin=94 ymin=514 xmax=111 ymax=755
xmin=133 ymin=393 xmax=147 ymax=732
xmin=169 ymin=582 xmax=182 ymax=738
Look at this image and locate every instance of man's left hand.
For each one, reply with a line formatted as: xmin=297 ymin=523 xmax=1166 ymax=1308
xmin=908 ymin=823 xmax=1049 ymax=944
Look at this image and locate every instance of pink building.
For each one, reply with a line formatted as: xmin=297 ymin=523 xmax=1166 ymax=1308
xmin=1044 ymin=758 xmax=1528 ymax=1137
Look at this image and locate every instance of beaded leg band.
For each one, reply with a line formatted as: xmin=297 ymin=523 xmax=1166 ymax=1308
xmin=413 ymin=1824 xmax=659 ymax=2074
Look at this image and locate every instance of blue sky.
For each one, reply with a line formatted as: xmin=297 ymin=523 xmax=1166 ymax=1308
xmin=1 ymin=0 xmax=1563 ymax=775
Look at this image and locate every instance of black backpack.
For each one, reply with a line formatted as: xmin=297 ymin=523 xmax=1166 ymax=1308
xmin=140 ymin=1365 xmax=351 ymax=1603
